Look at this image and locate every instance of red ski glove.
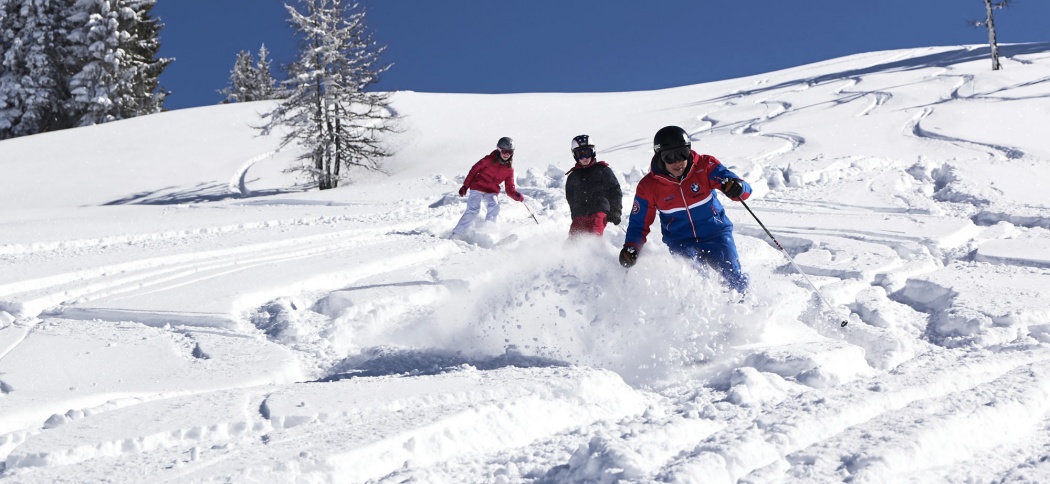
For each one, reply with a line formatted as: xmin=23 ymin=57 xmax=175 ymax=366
xmin=458 ymin=186 xmax=468 ymax=197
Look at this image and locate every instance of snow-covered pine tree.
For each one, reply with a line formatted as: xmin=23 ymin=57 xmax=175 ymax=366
xmin=221 ymin=50 xmax=260 ymax=103
xmin=66 ymin=0 xmax=172 ymax=127
xmin=261 ymin=0 xmax=394 ymax=190
xmin=0 ymin=0 xmax=72 ymax=139
xmin=0 ymin=0 xmax=170 ymax=138
xmin=255 ymin=44 xmax=278 ymax=100
xmin=220 ymin=44 xmax=278 ymax=103
xmin=327 ymin=3 xmax=392 ymax=186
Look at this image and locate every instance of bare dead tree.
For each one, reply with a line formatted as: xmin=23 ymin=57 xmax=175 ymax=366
xmin=970 ymin=0 xmax=1012 ymax=70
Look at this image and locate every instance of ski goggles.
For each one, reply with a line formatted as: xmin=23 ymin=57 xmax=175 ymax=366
xmin=660 ymin=146 xmax=691 ymax=165
xmin=499 ymin=148 xmax=514 ymax=155
xmin=573 ymin=147 xmax=595 ymax=160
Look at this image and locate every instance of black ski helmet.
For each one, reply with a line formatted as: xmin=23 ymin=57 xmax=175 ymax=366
xmin=653 ymin=126 xmax=690 ymax=153
xmin=497 ymin=137 xmax=515 ymax=151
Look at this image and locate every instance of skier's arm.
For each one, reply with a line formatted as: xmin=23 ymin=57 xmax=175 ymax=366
xmin=623 ymin=187 xmax=655 ymax=251
xmin=504 ymin=169 xmax=524 ymax=202
xmin=707 ymin=157 xmax=751 ymax=201
xmin=461 ymin=159 xmax=484 ymax=191
xmin=604 ymin=166 xmax=623 ymax=224
xmin=620 ymin=183 xmax=652 ymax=269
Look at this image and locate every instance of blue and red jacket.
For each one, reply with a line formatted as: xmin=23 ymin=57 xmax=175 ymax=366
xmin=624 ymin=150 xmax=751 ymax=251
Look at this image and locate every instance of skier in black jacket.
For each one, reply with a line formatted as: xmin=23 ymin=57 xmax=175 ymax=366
xmin=565 ymin=134 xmax=623 ymax=238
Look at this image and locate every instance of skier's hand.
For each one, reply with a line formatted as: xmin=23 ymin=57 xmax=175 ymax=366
xmin=458 ymin=186 xmax=468 ymax=197
xmin=510 ymin=192 xmax=524 ymax=202
xmin=607 ymin=212 xmax=621 ymax=225
xmin=619 ymin=246 xmax=638 ymax=268
xmin=721 ymin=178 xmax=744 ymax=199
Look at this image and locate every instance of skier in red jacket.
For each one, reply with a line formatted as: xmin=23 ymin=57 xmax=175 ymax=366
xmin=619 ymin=126 xmax=752 ymax=293
xmin=565 ymin=134 xmax=622 ymax=239
xmin=451 ymin=137 xmax=525 ymax=238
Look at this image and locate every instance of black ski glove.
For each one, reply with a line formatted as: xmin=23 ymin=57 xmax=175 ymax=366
xmin=721 ymin=178 xmax=744 ymax=199
xmin=607 ymin=212 xmax=621 ymax=225
xmin=619 ymin=246 xmax=638 ymax=268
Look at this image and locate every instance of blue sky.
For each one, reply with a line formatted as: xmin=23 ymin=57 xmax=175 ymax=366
xmin=153 ymin=1 xmax=1050 ymax=110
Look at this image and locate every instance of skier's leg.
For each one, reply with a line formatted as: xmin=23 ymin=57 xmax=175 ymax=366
xmin=452 ymin=191 xmax=483 ymax=236
xmin=667 ymin=241 xmax=712 ymax=275
xmin=591 ymin=212 xmax=608 ymax=235
xmin=483 ymin=193 xmax=500 ymax=222
xmin=568 ymin=217 xmax=588 ymax=239
xmin=569 ymin=213 xmax=606 ymax=239
xmin=698 ymin=233 xmax=749 ymax=293
xmin=666 ymin=240 xmax=696 ymax=260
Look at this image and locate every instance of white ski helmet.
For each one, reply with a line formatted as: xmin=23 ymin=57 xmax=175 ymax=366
xmin=570 ymin=134 xmax=593 ymax=151
xmin=571 ymin=134 xmax=596 ymax=161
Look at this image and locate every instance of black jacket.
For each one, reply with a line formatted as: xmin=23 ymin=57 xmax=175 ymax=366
xmin=565 ymin=161 xmax=623 ymax=224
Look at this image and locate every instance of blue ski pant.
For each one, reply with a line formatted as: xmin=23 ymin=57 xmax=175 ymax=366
xmin=666 ymin=231 xmax=749 ymax=293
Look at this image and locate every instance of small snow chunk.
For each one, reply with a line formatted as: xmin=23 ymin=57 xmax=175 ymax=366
xmin=727 ymin=367 xmax=790 ymax=407
xmin=43 ymin=414 xmax=68 ymax=429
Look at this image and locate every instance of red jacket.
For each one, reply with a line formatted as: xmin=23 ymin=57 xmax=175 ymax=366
xmin=462 ymin=150 xmax=523 ymax=200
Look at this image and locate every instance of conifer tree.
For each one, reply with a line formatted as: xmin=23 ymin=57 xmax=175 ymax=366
xmin=0 ymin=0 xmax=72 ymax=138
xmin=254 ymin=44 xmax=278 ymax=100
xmin=0 ymin=0 xmax=171 ymax=139
xmin=220 ymin=44 xmax=278 ymax=103
xmin=66 ymin=0 xmax=172 ymax=126
xmin=261 ymin=0 xmax=395 ymax=190
xmin=221 ymin=50 xmax=260 ymax=104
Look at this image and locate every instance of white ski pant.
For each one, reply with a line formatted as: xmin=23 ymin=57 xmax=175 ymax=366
xmin=452 ymin=190 xmax=500 ymax=235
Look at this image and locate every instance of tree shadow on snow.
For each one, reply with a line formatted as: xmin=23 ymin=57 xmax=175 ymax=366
xmin=100 ymin=181 xmax=308 ymax=205
xmin=316 ymin=347 xmax=569 ymax=382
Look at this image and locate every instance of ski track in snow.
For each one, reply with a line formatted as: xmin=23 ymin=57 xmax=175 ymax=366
xmin=229 ymin=150 xmax=280 ymax=196
xmin=906 ymin=106 xmax=1026 ymax=160
xmin=831 ymin=77 xmax=893 ymax=117
xmin=1 ymin=219 xmax=453 ymax=323
xmin=657 ymin=348 xmax=1050 ymax=482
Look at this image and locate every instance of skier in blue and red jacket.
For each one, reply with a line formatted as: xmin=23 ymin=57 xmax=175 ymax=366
xmin=619 ymin=126 xmax=752 ymax=293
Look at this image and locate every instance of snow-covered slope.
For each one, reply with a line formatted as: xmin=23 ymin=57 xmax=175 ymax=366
xmin=2 ymin=43 xmax=1050 ymax=482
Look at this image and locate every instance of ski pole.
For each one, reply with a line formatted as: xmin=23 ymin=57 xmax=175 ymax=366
xmin=739 ymin=200 xmax=850 ymax=327
xmin=522 ymin=201 xmax=540 ymax=225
